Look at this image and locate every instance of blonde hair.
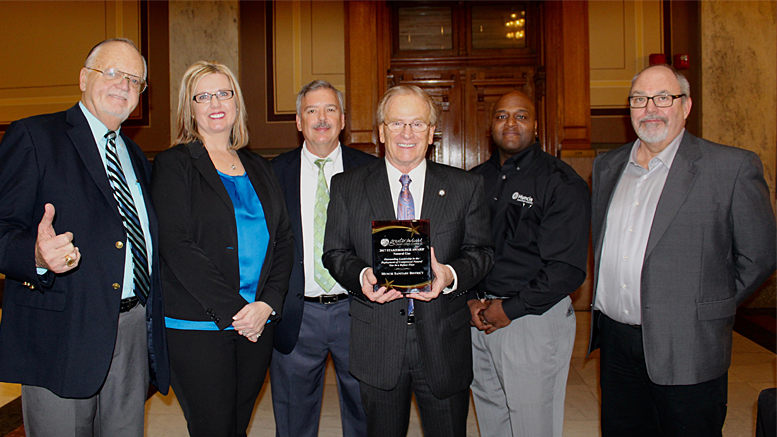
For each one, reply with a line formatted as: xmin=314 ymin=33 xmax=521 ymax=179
xmin=172 ymin=61 xmax=249 ymax=149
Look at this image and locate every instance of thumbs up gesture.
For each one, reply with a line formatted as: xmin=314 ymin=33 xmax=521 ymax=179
xmin=35 ymin=203 xmax=80 ymax=273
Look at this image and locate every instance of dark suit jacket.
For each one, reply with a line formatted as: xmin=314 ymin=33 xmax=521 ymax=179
xmin=271 ymin=144 xmax=376 ymax=354
xmin=323 ymin=159 xmax=494 ymax=398
xmin=0 ymin=104 xmax=169 ymax=398
xmin=588 ymin=132 xmax=776 ymax=385
xmin=150 ymin=142 xmax=293 ymax=328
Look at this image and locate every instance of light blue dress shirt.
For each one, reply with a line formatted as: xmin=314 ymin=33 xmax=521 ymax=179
xmin=79 ymin=102 xmax=153 ymax=300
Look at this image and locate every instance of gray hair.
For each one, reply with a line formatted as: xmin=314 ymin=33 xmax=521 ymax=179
xmin=376 ymin=85 xmax=439 ymax=126
xmin=84 ymin=38 xmax=147 ymax=80
xmin=296 ymin=80 xmax=345 ymax=115
xmin=632 ymin=64 xmax=690 ymax=101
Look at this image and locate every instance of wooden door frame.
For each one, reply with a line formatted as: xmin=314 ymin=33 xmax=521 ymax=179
xmin=343 ymin=0 xmax=590 ymax=159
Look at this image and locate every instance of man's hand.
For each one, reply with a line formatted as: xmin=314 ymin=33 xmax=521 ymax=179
xmin=468 ymin=299 xmax=492 ymax=331
xmin=232 ymin=301 xmax=273 ymax=342
xmin=362 ymin=268 xmax=402 ymax=303
xmin=414 ymin=247 xmax=451 ymax=301
xmin=480 ymin=299 xmax=511 ymax=334
xmin=35 ymin=203 xmax=80 ymax=273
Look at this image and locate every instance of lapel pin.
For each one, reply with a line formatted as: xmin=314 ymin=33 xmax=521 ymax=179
xmin=438 ymin=190 xmax=445 ymax=196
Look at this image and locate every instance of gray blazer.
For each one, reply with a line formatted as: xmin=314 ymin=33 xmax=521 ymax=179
xmin=588 ymin=132 xmax=776 ymax=385
xmin=323 ymin=159 xmax=494 ymax=398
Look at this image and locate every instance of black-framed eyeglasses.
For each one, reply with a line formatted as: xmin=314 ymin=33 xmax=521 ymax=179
xmin=383 ymin=120 xmax=430 ymax=133
xmin=628 ymin=94 xmax=685 ymax=108
xmin=85 ymin=67 xmax=147 ymax=93
xmin=193 ymin=90 xmax=235 ymax=104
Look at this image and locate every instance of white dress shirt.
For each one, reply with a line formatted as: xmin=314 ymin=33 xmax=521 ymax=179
xmin=594 ymin=130 xmax=684 ymax=325
xmin=300 ymin=142 xmax=348 ymax=298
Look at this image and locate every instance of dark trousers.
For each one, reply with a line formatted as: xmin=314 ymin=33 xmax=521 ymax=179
xmin=167 ymin=326 xmax=274 ymax=437
xmin=598 ymin=313 xmax=728 ymax=437
xmin=359 ymin=324 xmax=469 ymax=437
xmin=270 ymin=300 xmax=366 ymax=437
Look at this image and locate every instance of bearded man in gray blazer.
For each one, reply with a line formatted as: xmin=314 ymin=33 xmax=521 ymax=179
xmin=588 ymin=64 xmax=775 ymax=437
xmin=323 ymin=85 xmax=493 ymax=437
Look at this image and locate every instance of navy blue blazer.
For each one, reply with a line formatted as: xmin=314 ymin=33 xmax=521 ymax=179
xmin=271 ymin=144 xmax=376 ymax=354
xmin=0 ymin=104 xmax=169 ymax=398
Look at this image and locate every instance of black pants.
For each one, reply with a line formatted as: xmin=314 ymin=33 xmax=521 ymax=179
xmin=598 ymin=313 xmax=727 ymax=437
xmin=359 ymin=325 xmax=469 ymax=437
xmin=167 ymin=327 xmax=274 ymax=437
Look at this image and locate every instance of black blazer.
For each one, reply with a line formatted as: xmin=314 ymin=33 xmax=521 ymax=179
xmin=0 ymin=104 xmax=169 ymax=398
xmin=271 ymin=144 xmax=376 ymax=354
xmin=151 ymin=142 xmax=294 ymax=329
xmin=587 ymin=132 xmax=776 ymax=385
xmin=323 ymin=159 xmax=494 ymax=398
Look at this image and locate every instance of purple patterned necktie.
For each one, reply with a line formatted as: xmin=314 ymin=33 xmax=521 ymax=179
xmin=397 ymin=174 xmax=414 ymax=317
xmin=397 ymin=174 xmax=414 ymax=220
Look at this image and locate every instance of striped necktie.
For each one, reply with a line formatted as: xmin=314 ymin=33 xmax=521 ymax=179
xmin=398 ymin=174 xmax=414 ymax=316
xmin=314 ymin=158 xmax=336 ymax=292
xmin=105 ymin=131 xmax=150 ymax=303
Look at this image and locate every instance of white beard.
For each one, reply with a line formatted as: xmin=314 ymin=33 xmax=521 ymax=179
xmin=636 ymin=116 xmax=669 ymax=144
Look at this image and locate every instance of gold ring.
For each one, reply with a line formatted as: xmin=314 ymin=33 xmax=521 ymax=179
xmin=65 ymin=255 xmax=75 ymax=267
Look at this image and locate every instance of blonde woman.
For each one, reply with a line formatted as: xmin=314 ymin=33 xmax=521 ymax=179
xmin=151 ymin=61 xmax=293 ymax=436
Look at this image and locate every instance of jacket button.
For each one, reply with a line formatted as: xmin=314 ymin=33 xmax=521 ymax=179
xmin=115 ymin=241 xmax=123 ymax=249
xmin=112 ymin=283 xmax=121 ymax=289
xmin=399 ymin=309 xmax=406 ymax=316
xmin=215 ymin=318 xmax=220 ymax=323
xmin=297 ymin=294 xmax=303 ymax=299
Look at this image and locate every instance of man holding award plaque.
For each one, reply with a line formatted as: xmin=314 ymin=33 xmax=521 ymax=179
xmin=323 ymin=85 xmax=494 ymax=437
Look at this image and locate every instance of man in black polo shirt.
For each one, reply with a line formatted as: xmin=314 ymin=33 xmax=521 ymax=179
xmin=468 ymin=90 xmax=590 ymax=437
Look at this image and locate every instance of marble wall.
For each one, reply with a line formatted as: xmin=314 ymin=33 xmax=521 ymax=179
xmin=168 ymin=0 xmax=240 ymax=143
xmin=700 ymin=1 xmax=776 ymax=199
xmin=701 ymin=1 xmax=776 ymax=306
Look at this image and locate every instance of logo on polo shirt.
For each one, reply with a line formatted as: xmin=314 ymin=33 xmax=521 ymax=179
xmin=512 ymin=192 xmax=534 ymax=207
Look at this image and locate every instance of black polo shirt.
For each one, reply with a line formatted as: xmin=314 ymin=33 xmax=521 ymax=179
xmin=469 ymin=142 xmax=591 ymax=320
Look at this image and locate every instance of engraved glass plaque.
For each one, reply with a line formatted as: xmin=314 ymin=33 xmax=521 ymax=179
xmin=372 ymin=220 xmax=431 ymax=294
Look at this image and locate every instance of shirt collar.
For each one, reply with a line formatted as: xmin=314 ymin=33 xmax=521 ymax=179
xmin=301 ymin=141 xmax=341 ymax=167
xmin=493 ymin=141 xmax=541 ymax=172
xmin=629 ymin=128 xmax=685 ymax=170
xmin=78 ymin=102 xmax=121 ymax=146
xmin=385 ymin=158 xmax=427 ymax=183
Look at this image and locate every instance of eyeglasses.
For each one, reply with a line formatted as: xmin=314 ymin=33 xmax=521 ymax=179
xmin=193 ymin=90 xmax=235 ymax=104
xmin=86 ymin=68 xmax=147 ymax=93
xmin=383 ymin=120 xmax=430 ymax=133
xmin=628 ymin=94 xmax=685 ymax=108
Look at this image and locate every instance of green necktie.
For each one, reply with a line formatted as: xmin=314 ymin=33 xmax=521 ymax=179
xmin=314 ymin=158 xmax=336 ymax=292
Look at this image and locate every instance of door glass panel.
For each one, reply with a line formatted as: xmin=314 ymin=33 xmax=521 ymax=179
xmin=471 ymin=4 xmax=527 ymax=49
xmin=398 ymin=6 xmax=453 ymax=51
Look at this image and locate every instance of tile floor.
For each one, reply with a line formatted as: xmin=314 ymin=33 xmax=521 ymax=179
xmin=1 ymin=311 xmax=774 ymax=436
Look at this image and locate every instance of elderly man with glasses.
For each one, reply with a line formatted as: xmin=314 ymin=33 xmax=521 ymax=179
xmin=588 ymin=64 xmax=775 ymax=436
xmin=0 ymin=39 xmax=168 ymax=436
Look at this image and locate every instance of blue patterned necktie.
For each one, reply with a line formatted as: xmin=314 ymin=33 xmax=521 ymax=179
xmin=105 ymin=131 xmax=150 ymax=303
xmin=397 ymin=174 xmax=414 ymax=316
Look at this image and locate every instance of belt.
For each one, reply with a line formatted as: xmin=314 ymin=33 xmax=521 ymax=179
xmin=304 ymin=293 xmax=349 ymax=304
xmin=120 ymin=296 xmax=140 ymax=313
